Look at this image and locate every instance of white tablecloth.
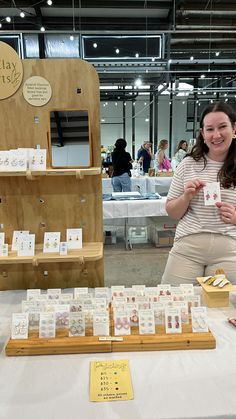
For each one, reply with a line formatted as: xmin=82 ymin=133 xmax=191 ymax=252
xmin=103 ymin=198 xmax=168 ymax=220
xmin=102 ymin=177 xmax=172 ymax=195
xmin=1 ymin=289 xmax=236 ymax=418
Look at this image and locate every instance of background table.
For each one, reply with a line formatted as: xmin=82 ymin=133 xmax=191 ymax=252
xmin=103 ymin=198 xmax=170 ymax=249
xmin=102 ymin=177 xmax=172 ymax=195
xmin=1 ymin=289 xmax=236 ymax=419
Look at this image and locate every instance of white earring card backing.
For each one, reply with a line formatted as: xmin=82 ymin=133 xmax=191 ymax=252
xmin=43 ymin=232 xmax=61 ymax=253
xmin=66 ymin=228 xmax=82 ymax=250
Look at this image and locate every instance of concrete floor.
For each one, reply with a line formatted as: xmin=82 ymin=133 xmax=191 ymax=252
xmin=104 ymin=242 xmax=170 ymax=287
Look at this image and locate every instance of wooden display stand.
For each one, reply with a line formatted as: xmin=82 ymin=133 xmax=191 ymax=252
xmin=197 ymin=277 xmax=236 ymax=307
xmin=0 ymin=43 xmax=104 ymax=289
xmin=5 ymin=324 xmax=216 ymax=357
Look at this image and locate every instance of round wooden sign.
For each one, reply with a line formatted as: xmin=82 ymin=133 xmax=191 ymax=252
xmin=23 ymin=76 xmax=52 ymax=107
xmin=0 ymin=41 xmax=23 ymax=100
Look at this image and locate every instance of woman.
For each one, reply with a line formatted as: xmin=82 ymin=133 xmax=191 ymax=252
xmin=162 ymin=101 xmax=236 ymax=285
xmin=174 ymin=140 xmax=188 ymax=166
xmin=111 ymin=138 xmax=132 ymax=192
xmin=156 ymin=139 xmax=171 ymax=170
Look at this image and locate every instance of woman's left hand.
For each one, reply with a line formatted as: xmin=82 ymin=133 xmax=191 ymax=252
xmin=215 ymin=202 xmax=236 ymax=224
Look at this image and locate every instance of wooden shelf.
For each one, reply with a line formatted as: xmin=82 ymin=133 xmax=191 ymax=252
xmin=5 ymin=326 xmax=216 ymax=357
xmin=0 ymin=242 xmax=103 ymax=265
xmin=0 ymin=167 xmax=101 ymax=179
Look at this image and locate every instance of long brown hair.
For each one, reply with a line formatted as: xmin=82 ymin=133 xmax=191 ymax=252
xmin=188 ymin=102 xmax=236 ymax=188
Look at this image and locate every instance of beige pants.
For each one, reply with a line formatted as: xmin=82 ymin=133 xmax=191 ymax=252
xmin=161 ymin=233 xmax=236 ymax=285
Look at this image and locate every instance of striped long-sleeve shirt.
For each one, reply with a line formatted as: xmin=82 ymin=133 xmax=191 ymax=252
xmin=167 ymin=155 xmax=236 ymax=241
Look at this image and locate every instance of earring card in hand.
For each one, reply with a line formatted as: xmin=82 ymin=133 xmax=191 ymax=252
xmin=90 ymin=359 xmax=133 ymax=402
xmin=43 ymin=232 xmax=60 ymax=253
xmin=203 ymin=182 xmax=221 ymax=206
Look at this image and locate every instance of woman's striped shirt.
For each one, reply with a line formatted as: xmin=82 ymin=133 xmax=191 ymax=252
xmin=167 ymin=155 xmax=236 ymax=241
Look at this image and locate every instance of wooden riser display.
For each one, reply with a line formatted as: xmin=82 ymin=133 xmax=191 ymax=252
xmin=5 ymin=325 xmax=216 ymax=357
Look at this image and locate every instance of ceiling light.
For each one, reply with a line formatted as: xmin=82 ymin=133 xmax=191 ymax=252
xmin=20 ymin=11 xmax=25 ymax=18
xmin=47 ymin=0 xmax=53 ymax=5
xmin=6 ymin=17 xmax=11 ymax=23
xmin=124 ymin=102 xmax=126 ymax=106
xmin=70 ymin=35 xmax=74 ymax=41
xmin=225 ymin=98 xmax=228 ymax=102
xmin=168 ymin=59 xmax=172 ymax=64
xmin=40 ymin=26 xmax=45 ymax=32
xmin=190 ymin=56 xmax=194 ymax=61
xmin=101 ymin=119 xmax=105 ymax=122
xmin=151 ymin=57 xmax=155 ymax=62
xmin=146 ymin=69 xmax=148 ymax=73
xmin=203 ymin=91 xmax=206 ymax=95
xmin=182 ymin=101 xmax=185 ymax=104
xmin=133 ymin=102 xmax=136 ymax=105
xmin=200 ymin=74 xmax=205 ymax=79
xmin=93 ymin=43 xmax=97 ymax=48
xmin=144 ymin=102 xmax=147 ymax=106
xmin=0 ymin=23 xmax=2 ymax=28
xmin=134 ymin=78 xmax=142 ymax=87
xmin=224 ymin=93 xmax=227 ymax=97
xmin=215 ymin=51 xmax=220 ymax=56
xmin=135 ymin=53 xmax=139 ymax=58
xmin=115 ymin=49 xmax=119 ymax=54
xmin=115 ymin=102 xmax=118 ymax=106
xmin=145 ymin=118 xmax=149 ymax=122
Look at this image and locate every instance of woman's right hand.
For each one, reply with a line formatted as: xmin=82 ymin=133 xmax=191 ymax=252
xmin=183 ymin=179 xmax=206 ymax=201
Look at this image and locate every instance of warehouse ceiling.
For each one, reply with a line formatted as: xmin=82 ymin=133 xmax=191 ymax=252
xmin=0 ymin=0 xmax=236 ymax=91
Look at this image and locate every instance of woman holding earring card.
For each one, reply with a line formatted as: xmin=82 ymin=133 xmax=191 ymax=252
xmin=162 ymin=101 xmax=236 ymax=285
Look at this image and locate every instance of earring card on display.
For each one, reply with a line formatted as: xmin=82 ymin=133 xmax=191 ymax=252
xmin=165 ymin=307 xmax=182 ymax=334
xmin=0 ymin=151 xmax=10 ymax=171
xmin=191 ymin=306 xmax=208 ymax=333
xmin=47 ymin=288 xmax=61 ymax=300
xmin=55 ymin=304 xmax=70 ymax=329
xmin=138 ymin=309 xmax=155 ymax=334
xmin=60 ymin=293 xmax=73 ymax=302
xmin=69 ymin=312 xmax=85 ymax=337
xmin=66 ymin=228 xmax=82 ymax=250
xmin=28 ymin=149 xmax=47 ymax=171
xmin=39 ymin=312 xmax=56 ymax=339
xmin=11 ymin=313 xmax=29 ymax=340
xmin=172 ymin=301 xmax=189 ymax=324
xmin=0 ymin=233 xmax=5 ymax=246
xmin=12 ymin=231 xmax=30 ymax=251
xmin=43 ymin=232 xmax=61 ymax=253
xmin=74 ymin=287 xmax=89 ymax=299
xmin=27 ymin=289 xmax=41 ymax=301
xmin=94 ymin=287 xmax=109 ymax=299
xmin=180 ymin=283 xmax=194 ymax=296
xmin=17 ymin=234 xmax=35 ymax=257
xmin=93 ymin=311 xmax=110 ymax=336
xmin=114 ymin=311 xmax=131 ymax=336
xmin=0 ymin=244 xmax=8 ymax=257
xmin=59 ymin=242 xmax=68 ymax=256
xmin=9 ymin=149 xmax=27 ymax=171
xmin=150 ymin=301 xmax=165 ymax=325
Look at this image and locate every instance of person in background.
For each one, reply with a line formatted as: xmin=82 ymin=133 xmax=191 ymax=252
xmin=161 ymin=101 xmax=236 ymax=285
xmin=174 ymin=140 xmax=188 ymax=166
xmin=137 ymin=140 xmax=152 ymax=173
xmin=156 ymin=139 xmax=171 ymax=170
xmin=111 ymin=138 xmax=132 ymax=192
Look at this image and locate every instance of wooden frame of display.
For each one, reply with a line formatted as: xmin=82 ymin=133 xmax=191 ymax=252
xmin=0 ymin=54 xmax=104 ymax=290
xmin=5 ymin=324 xmax=216 ymax=356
